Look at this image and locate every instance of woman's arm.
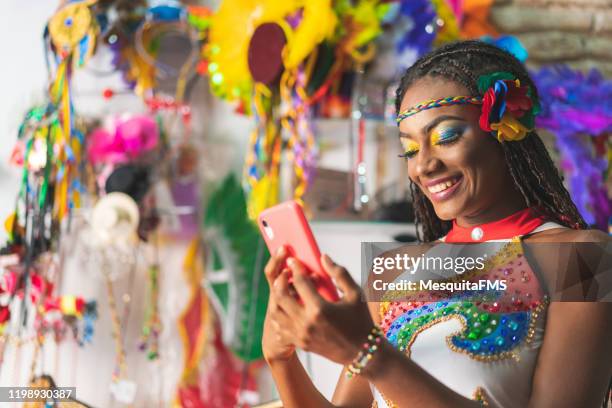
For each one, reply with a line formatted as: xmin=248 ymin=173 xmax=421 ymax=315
xmin=523 ymin=229 xmax=612 ymax=406
xmin=263 ymin=247 xmax=373 ymax=408
xmin=528 ymin=302 xmax=612 ymax=408
xmin=359 ymin=340 xmax=483 ymax=408
xmin=267 ymin=352 xmax=334 ymax=408
xmin=267 ymin=352 xmax=375 ymax=408
xmin=282 ymin=255 xmax=483 ymax=408
xmin=271 ymin=237 xmax=612 ymax=407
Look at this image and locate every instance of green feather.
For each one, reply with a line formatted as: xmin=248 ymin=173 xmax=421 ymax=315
xmin=204 ymin=174 xmax=270 ymax=362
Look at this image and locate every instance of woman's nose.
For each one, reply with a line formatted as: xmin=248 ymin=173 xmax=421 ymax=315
xmin=414 ymin=148 xmax=442 ymax=177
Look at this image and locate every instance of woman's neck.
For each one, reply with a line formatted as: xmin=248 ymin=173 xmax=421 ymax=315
xmin=455 ymin=196 xmax=527 ymax=227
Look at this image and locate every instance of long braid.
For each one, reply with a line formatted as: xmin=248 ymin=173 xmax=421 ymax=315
xmin=396 ymin=40 xmax=586 ymax=242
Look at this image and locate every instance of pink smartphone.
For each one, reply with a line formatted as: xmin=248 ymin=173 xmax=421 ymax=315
xmin=258 ymin=200 xmax=339 ymax=302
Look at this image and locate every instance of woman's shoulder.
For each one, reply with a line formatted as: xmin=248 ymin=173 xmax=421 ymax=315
xmin=524 ymin=226 xmax=611 ymax=301
xmin=525 ymin=226 xmax=611 ymax=243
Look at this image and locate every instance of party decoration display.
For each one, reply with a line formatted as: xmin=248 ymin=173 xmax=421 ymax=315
xmin=204 ymin=175 xmax=269 ymax=362
xmin=43 ymin=0 xmax=100 ymax=224
xmin=110 ymin=28 xmax=157 ymax=97
xmin=3 ymin=103 xmax=92 ymax=376
xmin=204 ymin=0 xmax=337 ymax=107
xmin=138 ymin=1 xmax=200 ymax=101
xmin=481 ymin=35 xmax=528 ymax=63
xmin=196 ymin=323 xmax=260 ymax=408
xmin=0 ymin=256 xmax=96 ymax=350
xmin=7 ymin=105 xmax=85 ymax=245
xmin=384 ymin=0 xmax=468 ymax=73
xmin=241 ymin=0 xmax=397 ymax=212
xmin=42 ymin=296 xmax=98 ymax=345
xmin=175 ymin=238 xmax=212 ymax=406
xmin=106 ymin=1 xmax=202 ymax=100
xmin=47 ymin=0 xmax=98 ymax=66
xmin=139 ymin=263 xmax=162 ymax=360
xmin=392 ymin=0 xmax=438 ymax=65
xmin=3 ymin=5 xmax=98 ymax=378
xmin=187 ymin=6 xmax=213 ymax=33
xmin=92 ymin=201 xmax=140 ymax=404
xmin=87 ymin=114 xmax=160 ymax=166
xmin=533 ymin=66 xmax=612 ymax=229
xmin=460 ymin=0 xmax=498 ymax=38
xmin=430 ymin=0 xmax=460 ymax=45
xmin=175 ymin=234 xmax=259 ymax=407
xmin=90 ymin=192 xmax=140 ymax=247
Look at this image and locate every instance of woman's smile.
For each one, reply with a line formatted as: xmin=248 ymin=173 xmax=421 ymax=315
xmin=423 ymin=175 xmax=463 ymax=201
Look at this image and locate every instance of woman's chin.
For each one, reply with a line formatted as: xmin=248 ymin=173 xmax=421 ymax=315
xmin=431 ymin=199 xmax=468 ymax=222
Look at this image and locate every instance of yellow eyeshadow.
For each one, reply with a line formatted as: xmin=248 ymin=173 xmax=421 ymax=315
xmin=402 ymin=139 xmax=420 ymax=154
xmin=430 ymin=131 xmax=442 ymax=146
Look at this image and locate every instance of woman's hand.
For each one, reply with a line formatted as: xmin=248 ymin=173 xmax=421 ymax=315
xmin=273 ymin=253 xmax=375 ymax=365
xmin=262 ymin=247 xmax=297 ymax=363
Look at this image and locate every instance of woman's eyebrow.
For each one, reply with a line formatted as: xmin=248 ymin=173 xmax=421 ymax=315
xmin=399 ymin=131 xmax=412 ymax=139
xmin=399 ymin=115 xmax=466 ymax=139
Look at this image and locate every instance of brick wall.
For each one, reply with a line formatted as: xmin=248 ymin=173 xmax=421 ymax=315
xmin=491 ymin=0 xmax=612 ymax=76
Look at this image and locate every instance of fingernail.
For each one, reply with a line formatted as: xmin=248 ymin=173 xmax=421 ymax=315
xmin=287 ymin=257 xmax=295 ymax=266
xmin=276 ymin=246 xmax=285 ymax=256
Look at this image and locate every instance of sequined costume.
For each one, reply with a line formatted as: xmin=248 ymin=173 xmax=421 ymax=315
xmin=370 ymin=222 xmax=562 ymax=408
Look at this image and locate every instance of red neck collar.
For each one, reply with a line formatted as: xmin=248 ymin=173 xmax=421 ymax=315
xmin=444 ymin=207 xmax=546 ymax=243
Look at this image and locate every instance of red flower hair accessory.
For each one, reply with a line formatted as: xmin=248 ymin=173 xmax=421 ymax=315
xmin=477 ymin=72 xmax=540 ymax=142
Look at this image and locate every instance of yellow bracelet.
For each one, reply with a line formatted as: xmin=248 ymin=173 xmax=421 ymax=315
xmin=346 ymin=326 xmax=384 ymax=378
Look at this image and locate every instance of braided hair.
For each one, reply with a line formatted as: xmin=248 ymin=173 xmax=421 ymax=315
xmin=395 ymin=40 xmax=586 ymax=242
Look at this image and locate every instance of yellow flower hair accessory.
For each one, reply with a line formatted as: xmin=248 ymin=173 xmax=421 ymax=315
xmin=490 ymin=113 xmax=529 ymax=142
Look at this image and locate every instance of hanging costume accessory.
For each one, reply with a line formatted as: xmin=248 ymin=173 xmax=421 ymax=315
xmin=346 ymin=326 xmax=384 ymax=378
xmin=44 ymin=0 xmax=99 ymax=221
xmin=396 ymin=71 xmax=540 ymax=143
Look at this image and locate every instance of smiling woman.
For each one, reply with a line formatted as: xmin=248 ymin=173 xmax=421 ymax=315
xmin=261 ymin=40 xmax=612 ymax=408
xmin=394 ymin=41 xmax=585 ymax=242
xmin=397 ymin=77 xmax=526 ymax=227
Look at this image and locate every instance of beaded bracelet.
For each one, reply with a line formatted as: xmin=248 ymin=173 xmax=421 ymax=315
xmin=346 ymin=326 xmax=384 ymax=378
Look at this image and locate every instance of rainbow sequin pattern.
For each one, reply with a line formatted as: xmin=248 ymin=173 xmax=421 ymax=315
xmin=379 ymin=244 xmax=548 ymax=361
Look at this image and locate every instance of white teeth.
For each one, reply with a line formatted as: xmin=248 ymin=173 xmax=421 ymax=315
xmin=427 ymin=179 xmax=458 ymax=194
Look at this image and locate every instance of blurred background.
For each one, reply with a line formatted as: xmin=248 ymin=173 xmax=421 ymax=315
xmin=0 ymin=0 xmax=610 ymax=406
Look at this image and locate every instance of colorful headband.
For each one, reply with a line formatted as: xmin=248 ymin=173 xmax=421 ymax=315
xmin=396 ymin=96 xmax=483 ymax=123
xmin=397 ymin=72 xmax=540 ymax=142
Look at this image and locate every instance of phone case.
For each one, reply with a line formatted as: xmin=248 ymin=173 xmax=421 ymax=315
xmin=258 ymin=201 xmax=339 ymax=302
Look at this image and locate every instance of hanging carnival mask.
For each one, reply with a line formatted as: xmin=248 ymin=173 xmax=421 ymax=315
xmin=47 ymin=0 xmax=98 ymax=66
xmin=396 ymin=71 xmax=541 ymax=143
xmin=90 ymin=192 xmax=140 ymax=247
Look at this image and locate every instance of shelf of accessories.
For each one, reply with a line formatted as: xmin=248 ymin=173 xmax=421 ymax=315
xmin=309 ymin=116 xmax=411 ymax=219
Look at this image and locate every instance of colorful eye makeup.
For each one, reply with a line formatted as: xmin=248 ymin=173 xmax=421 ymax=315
xmin=399 ymin=122 xmax=468 ymax=160
xmin=430 ymin=124 xmax=467 ymax=146
xmin=399 ymin=139 xmax=420 ymax=159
